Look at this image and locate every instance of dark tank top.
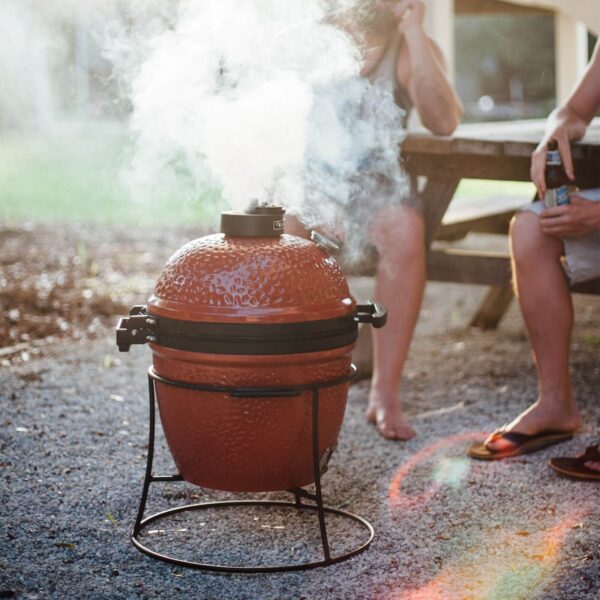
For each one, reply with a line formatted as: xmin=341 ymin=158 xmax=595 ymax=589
xmin=367 ymin=32 xmax=413 ymax=125
xmin=367 ymin=32 xmax=420 ymax=211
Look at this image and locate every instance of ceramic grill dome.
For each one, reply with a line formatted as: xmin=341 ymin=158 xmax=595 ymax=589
xmin=117 ymin=205 xmax=386 ymax=492
xmin=150 ymin=226 xmax=353 ymax=324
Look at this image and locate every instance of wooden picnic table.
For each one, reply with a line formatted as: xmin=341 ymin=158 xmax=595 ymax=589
xmin=352 ymin=118 xmax=600 ymax=329
xmin=407 ymin=117 xmax=600 ymax=240
xmin=414 ymin=118 xmax=600 ymax=328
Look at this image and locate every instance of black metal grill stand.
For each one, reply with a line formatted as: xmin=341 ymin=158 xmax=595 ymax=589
xmin=131 ymin=365 xmax=374 ymax=573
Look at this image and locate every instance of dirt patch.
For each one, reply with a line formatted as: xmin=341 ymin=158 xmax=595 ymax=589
xmin=0 ymin=223 xmax=202 ymax=358
xmin=2 ymin=223 xmax=599 ymax=370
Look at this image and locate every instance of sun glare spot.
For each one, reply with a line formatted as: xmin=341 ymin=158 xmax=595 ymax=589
xmin=388 ymin=431 xmax=485 ymax=511
xmin=431 ymin=457 xmax=470 ymax=489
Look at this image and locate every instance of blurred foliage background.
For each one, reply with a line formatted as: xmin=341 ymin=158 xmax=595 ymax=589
xmin=1 ymin=2 xmax=597 ymax=226
xmin=456 ymin=13 xmax=556 ymax=121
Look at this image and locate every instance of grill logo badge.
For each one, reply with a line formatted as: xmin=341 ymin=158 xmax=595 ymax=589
xmin=273 ymin=220 xmax=284 ymax=230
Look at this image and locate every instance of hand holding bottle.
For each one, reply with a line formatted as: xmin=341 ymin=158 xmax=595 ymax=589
xmin=531 ymin=127 xmax=576 ymax=199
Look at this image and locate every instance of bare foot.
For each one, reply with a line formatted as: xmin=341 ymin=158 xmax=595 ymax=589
xmin=486 ymin=397 xmax=580 ymax=452
xmin=366 ymin=390 xmax=416 ymax=440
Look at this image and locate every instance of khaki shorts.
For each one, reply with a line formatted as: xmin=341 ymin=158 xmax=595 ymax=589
xmin=522 ymin=188 xmax=600 ymax=284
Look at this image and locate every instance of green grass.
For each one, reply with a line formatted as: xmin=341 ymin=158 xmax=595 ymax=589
xmin=455 ymin=178 xmax=535 ymax=200
xmin=0 ymin=128 xmax=535 ymax=226
xmin=0 ymin=127 xmax=220 ymax=226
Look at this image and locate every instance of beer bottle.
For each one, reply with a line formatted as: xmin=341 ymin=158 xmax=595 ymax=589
xmin=544 ymin=138 xmax=570 ymax=208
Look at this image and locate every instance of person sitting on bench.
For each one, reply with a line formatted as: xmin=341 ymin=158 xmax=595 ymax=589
xmin=467 ymin=42 xmax=600 ymax=478
xmin=287 ymin=0 xmax=463 ymax=440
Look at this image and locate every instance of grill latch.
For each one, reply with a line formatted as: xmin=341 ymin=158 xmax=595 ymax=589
xmin=355 ymin=302 xmax=387 ymax=328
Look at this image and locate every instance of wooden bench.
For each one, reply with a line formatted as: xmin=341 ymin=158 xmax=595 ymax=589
xmin=346 ymin=119 xmax=600 ymax=329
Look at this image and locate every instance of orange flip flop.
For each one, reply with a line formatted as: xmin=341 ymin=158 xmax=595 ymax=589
xmin=467 ymin=430 xmax=574 ymax=460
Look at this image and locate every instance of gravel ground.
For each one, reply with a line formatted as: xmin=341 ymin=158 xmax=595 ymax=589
xmin=1 ymin=274 xmax=599 ymax=599
xmin=0 ymin=286 xmax=600 ymax=600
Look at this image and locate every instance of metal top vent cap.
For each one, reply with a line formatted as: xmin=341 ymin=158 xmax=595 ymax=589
xmin=220 ymin=202 xmax=285 ymax=237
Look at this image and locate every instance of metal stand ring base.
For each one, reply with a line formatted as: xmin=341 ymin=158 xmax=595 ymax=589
xmin=133 ymin=365 xmax=373 ymax=573
xmin=132 ymin=499 xmax=374 ymax=573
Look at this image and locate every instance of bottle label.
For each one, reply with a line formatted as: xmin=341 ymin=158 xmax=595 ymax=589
xmin=546 ymin=150 xmax=562 ymax=166
xmin=544 ymin=186 xmax=570 ymax=208
xmin=556 ymin=186 xmax=570 ymax=206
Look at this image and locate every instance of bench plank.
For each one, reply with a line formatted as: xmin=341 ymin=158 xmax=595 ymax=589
xmin=425 ymin=248 xmax=512 ymax=286
xmin=437 ymin=196 xmax=527 ymax=240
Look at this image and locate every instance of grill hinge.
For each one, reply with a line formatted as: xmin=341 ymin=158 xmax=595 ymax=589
xmin=116 ymin=305 xmax=157 ymax=352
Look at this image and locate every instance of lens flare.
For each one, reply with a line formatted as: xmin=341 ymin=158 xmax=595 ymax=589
xmin=383 ymin=433 xmax=594 ymax=599
xmin=377 ymin=511 xmax=588 ymax=600
xmin=388 ymin=431 xmax=486 ymax=512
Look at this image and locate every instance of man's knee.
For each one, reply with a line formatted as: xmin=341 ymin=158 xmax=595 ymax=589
xmin=510 ymin=211 xmax=561 ymax=266
xmin=370 ymin=205 xmax=425 ymax=260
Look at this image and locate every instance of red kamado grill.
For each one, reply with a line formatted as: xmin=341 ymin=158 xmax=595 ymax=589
xmin=116 ymin=204 xmax=386 ymax=572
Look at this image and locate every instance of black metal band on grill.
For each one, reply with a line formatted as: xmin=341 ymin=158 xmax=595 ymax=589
xmin=116 ymin=303 xmax=385 ymax=353
xmin=151 ymin=313 xmax=358 ymax=355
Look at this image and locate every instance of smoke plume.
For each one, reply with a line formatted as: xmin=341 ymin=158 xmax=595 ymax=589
xmin=126 ymin=0 xmax=408 ymax=259
xmin=1 ymin=0 xmax=409 ymax=259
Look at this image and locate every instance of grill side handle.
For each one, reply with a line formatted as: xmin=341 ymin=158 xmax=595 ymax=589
xmin=355 ymin=302 xmax=387 ymax=328
xmin=116 ymin=305 xmax=157 ymax=352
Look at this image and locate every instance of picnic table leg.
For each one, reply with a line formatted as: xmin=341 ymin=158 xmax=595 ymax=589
xmin=422 ymin=177 xmax=461 ymax=247
xmin=469 ymin=285 xmax=514 ymax=330
xmin=422 ymin=177 xmax=518 ymax=330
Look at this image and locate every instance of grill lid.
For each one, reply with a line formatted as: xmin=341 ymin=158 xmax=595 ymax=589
xmin=147 ymin=221 xmax=355 ymax=325
xmin=116 ymin=203 xmax=387 ymax=353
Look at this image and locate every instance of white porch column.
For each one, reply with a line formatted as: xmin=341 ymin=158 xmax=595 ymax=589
xmin=422 ymin=0 xmax=456 ymax=82
xmin=554 ymin=11 xmax=589 ymax=103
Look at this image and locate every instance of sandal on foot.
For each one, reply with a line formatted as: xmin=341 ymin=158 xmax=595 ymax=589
xmin=467 ymin=430 xmax=574 ymax=460
xmin=549 ymin=444 xmax=600 ymax=481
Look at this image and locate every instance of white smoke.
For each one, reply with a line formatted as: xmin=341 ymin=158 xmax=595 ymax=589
xmin=0 ymin=0 xmax=176 ymax=129
xmin=1 ymin=0 xmax=409 ymax=259
xmin=126 ymin=0 xmax=408 ymax=259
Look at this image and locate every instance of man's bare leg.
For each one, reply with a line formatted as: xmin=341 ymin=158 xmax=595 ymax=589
xmin=486 ymin=212 xmax=580 ymax=452
xmin=367 ymin=205 xmax=425 ymax=440
xmin=287 ymin=209 xmax=424 ymax=440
